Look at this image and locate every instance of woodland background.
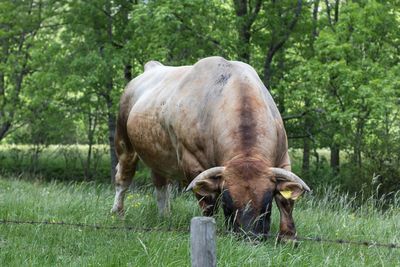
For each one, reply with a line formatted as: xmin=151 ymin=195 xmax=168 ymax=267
xmin=0 ymin=0 xmax=399 ymax=198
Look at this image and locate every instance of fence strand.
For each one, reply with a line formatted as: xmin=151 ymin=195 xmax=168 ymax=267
xmin=1 ymin=219 xmax=399 ymax=249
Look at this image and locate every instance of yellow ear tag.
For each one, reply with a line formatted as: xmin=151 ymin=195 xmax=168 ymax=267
xmin=280 ymin=190 xmax=293 ymax=199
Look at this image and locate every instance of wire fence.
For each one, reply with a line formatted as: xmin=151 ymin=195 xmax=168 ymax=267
xmin=1 ymin=218 xmax=399 ymax=249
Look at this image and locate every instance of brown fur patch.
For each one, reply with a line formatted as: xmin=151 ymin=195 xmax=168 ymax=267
xmin=115 ymin=98 xmax=134 ymax=155
xmin=226 ymin=157 xmax=267 ymax=180
xmin=223 ymin=157 xmax=275 ymax=211
xmin=238 ymin=87 xmax=258 ymax=153
xmin=152 ymin=171 xmax=168 ymax=188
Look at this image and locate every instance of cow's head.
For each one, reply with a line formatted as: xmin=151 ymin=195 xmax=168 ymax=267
xmin=186 ymin=157 xmax=310 ymax=237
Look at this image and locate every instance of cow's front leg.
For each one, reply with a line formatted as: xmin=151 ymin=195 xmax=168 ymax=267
xmin=274 ymin=194 xmax=297 ymax=241
xmin=111 ymin=153 xmax=138 ymax=215
xmin=152 ymin=171 xmax=171 ymax=216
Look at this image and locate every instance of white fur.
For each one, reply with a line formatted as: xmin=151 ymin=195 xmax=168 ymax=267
xmin=155 ymin=185 xmax=171 ymax=216
xmin=111 ymin=184 xmax=129 ymax=214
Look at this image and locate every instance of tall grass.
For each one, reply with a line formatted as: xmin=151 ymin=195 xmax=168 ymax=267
xmin=2 ymin=145 xmax=397 ymax=200
xmin=1 ymin=175 xmax=399 ymax=266
xmin=0 ymin=145 xmax=150 ymax=184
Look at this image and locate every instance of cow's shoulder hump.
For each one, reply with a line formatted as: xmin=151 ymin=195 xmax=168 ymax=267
xmin=193 ymin=56 xmax=231 ymax=70
xmin=144 ymin=60 xmax=164 ymax=71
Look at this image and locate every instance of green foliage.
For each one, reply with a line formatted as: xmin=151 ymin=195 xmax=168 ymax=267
xmin=282 ymin=0 xmax=400 ymax=195
xmin=0 ymin=0 xmax=399 ymax=196
xmin=0 ymin=0 xmax=59 ymax=139
xmin=125 ymin=0 xmax=236 ymax=65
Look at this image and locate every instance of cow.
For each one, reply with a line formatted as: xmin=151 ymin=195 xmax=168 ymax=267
xmin=111 ymin=56 xmax=310 ymax=240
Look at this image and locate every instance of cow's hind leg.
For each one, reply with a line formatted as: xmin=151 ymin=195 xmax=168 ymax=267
xmin=152 ymin=171 xmax=171 ymax=216
xmin=111 ymin=151 xmax=139 ymax=215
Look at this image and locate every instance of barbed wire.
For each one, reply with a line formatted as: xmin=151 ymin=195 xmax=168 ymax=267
xmin=0 ymin=219 xmax=186 ymax=233
xmin=1 ymin=219 xmax=399 ymax=249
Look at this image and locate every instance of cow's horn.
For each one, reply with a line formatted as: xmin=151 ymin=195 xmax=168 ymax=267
xmin=269 ymin=167 xmax=311 ymax=192
xmin=185 ymin=167 xmax=226 ymax=192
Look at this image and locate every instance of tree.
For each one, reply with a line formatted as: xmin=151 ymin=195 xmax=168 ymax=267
xmin=59 ymin=0 xmax=137 ymax=182
xmin=233 ymin=0 xmax=262 ymax=62
xmin=0 ymin=0 xmax=59 ymax=141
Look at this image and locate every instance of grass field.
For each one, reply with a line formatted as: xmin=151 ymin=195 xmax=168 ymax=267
xmin=0 ymin=144 xmax=373 ymax=196
xmin=1 ymin=176 xmax=399 ymax=266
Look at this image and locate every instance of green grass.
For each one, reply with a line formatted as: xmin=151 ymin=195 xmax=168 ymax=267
xmin=1 ymin=176 xmax=399 ymax=266
xmin=0 ymin=144 xmax=150 ymax=184
xmin=3 ymin=144 xmax=394 ymax=199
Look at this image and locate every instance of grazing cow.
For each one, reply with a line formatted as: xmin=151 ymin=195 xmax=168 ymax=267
xmin=111 ymin=56 xmax=310 ymax=240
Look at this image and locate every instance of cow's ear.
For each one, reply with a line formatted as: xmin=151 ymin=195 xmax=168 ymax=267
xmin=269 ymin=167 xmax=310 ymax=199
xmin=191 ymin=175 xmax=223 ymax=197
xmin=276 ymin=181 xmax=304 ymax=200
xmin=186 ymin=167 xmax=225 ymax=197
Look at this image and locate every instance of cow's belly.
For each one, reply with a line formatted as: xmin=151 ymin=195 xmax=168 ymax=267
xmin=127 ymin=111 xmax=182 ymax=178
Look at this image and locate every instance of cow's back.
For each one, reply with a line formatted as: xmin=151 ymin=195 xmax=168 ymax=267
xmin=123 ymin=57 xmax=288 ymax=181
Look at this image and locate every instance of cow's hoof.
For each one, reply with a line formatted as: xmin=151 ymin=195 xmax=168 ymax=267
xmin=157 ymin=209 xmax=171 ymax=218
xmin=110 ymin=206 xmax=125 ymax=217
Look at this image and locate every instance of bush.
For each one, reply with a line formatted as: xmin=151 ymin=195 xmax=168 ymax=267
xmin=0 ymin=144 xmax=153 ymax=186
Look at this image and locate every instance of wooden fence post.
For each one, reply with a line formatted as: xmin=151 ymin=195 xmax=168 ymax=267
xmin=190 ymin=216 xmax=217 ymax=267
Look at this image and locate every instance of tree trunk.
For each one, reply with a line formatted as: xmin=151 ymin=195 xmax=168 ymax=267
xmin=334 ymin=0 xmax=339 ymax=23
xmin=85 ymin=143 xmax=92 ymax=180
xmin=312 ymin=0 xmax=320 ymax=42
xmin=106 ymin=92 xmax=117 ymax=183
xmin=353 ymin=107 xmax=370 ymax=169
xmin=302 ymin=0 xmax=320 ymax=176
xmin=302 ymin=99 xmax=311 ymax=176
xmin=330 ymin=144 xmax=340 ymax=175
xmin=84 ymin=109 xmax=98 ymax=180
xmin=233 ymin=0 xmax=262 ymax=63
xmin=108 ymin=120 xmax=117 ymax=183
xmin=302 ymin=135 xmax=310 ymax=176
xmin=234 ymin=0 xmax=250 ymax=62
xmin=124 ymin=63 xmax=132 ymax=82
xmin=313 ymin=147 xmax=320 ymax=172
xmin=262 ymin=0 xmax=303 ymax=90
xmin=262 ymin=42 xmax=279 ymax=90
xmin=0 ymin=69 xmax=7 ymax=140
xmin=0 ymin=122 xmax=11 ymax=141
xmin=354 ymin=122 xmax=362 ymax=169
xmin=104 ymin=1 xmax=118 ymax=183
xmin=276 ymin=51 xmax=286 ymax=114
